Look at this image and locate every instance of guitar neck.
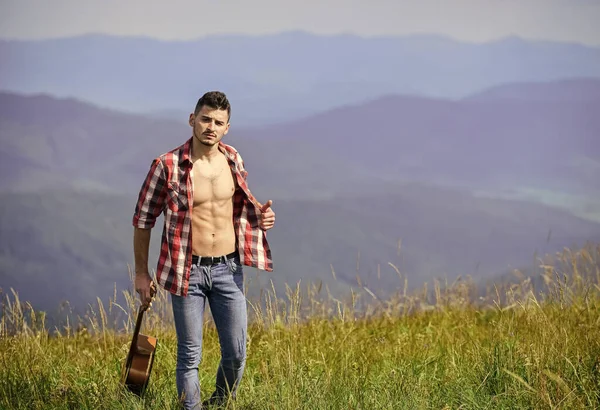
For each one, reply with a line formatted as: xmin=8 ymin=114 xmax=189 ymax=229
xmin=132 ymin=306 xmax=146 ymax=348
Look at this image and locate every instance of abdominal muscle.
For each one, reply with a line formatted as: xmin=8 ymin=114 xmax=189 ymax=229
xmin=190 ymin=154 xmax=238 ymax=257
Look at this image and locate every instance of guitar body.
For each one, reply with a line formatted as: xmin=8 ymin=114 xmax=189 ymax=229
xmin=121 ymin=307 xmax=158 ymax=396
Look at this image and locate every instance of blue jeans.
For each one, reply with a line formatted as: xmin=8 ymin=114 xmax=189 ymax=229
xmin=171 ymin=254 xmax=247 ymax=409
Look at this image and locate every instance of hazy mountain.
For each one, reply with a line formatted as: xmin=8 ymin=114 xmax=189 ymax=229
xmin=1 ymin=84 xmax=599 ymax=315
xmin=465 ymin=77 xmax=600 ymax=102
xmin=2 ymin=80 xmax=599 ymax=202
xmin=1 ymin=32 xmax=599 ymax=125
xmin=2 ymin=186 xmax=598 ymax=315
xmin=228 ymin=81 xmax=600 ymax=199
xmin=0 ymin=91 xmax=188 ymax=191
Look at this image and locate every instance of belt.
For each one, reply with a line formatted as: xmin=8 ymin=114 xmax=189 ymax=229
xmin=192 ymin=251 xmax=238 ymax=266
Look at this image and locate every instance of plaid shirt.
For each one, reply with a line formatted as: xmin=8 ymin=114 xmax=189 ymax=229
xmin=133 ymin=137 xmax=273 ymax=296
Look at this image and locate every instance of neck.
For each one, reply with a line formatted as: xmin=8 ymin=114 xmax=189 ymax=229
xmin=191 ymin=136 xmax=221 ymax=161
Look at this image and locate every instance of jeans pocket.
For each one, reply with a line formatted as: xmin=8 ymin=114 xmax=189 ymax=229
xmin=189 ymin=264 xmax=208 ymax=289
xmin=228 ymin=256 xmax=243 ymax=275
xmin=227 ymin=257 xmax=244 ymax=293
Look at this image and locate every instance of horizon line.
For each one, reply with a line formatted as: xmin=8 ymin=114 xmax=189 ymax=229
xmin=1 ymin=30 xmax=599 ymax=48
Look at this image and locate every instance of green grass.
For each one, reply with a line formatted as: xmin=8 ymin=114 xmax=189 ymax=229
xmin=1 ymin=245 xmax=599 ymax=409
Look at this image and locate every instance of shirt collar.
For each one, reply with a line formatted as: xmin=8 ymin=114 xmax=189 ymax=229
xmin=180 ymin=137 xmax=238 ymax=167
xmin=180 ymin=137 xmax=193 ymax=166
xmin=218 ymin=141 xmax=239 ymax=165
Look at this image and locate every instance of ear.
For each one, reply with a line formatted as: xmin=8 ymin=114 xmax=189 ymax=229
xmin=188 ymin=113 xmax=195 ymax=127
xmin=223 ymin=122 xmax=230 ymax=136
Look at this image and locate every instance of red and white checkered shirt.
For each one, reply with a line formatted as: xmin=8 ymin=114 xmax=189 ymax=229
xmin=133 ymin=137 xmax=273 ymax=296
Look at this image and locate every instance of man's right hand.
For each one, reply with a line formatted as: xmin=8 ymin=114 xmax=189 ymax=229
xmin=135 ymin=272 xmax=156 ymax=308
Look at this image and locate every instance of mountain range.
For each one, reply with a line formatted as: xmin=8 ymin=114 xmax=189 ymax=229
xmin=1 ymin=76 xmax=599 ymax=315
xmin=2 ymin=77 xmax=598 ymax=202
xmin=1 ymin=32 xmax=600 ymax=125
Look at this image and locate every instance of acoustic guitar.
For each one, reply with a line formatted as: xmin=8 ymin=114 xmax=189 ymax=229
xmin=121 ymin=302 xmax=158 ymax=396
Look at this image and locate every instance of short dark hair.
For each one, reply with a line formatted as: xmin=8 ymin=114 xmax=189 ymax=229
xmin=194 ymin=91 xmax=231 ymax=120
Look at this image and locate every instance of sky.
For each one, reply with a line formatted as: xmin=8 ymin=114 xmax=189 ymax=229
xmin=0 ymin=0 xmax=599 ymax=45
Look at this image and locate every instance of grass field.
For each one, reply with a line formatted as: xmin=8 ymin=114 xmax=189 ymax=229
xmin=1 ymin=245 xmax=599 ymax=409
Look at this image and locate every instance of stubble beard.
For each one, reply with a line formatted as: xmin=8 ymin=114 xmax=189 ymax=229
xmin=200 ymin=139 xmax=217 ymax=147
xmin=194 ymin=130 xmax=218 ymax=147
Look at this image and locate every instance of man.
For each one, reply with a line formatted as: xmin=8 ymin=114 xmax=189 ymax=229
xmin=132 ymin=91 xmax=275 ymax=409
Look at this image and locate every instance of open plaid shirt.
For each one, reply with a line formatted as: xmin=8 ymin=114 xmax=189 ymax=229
xmin=133 ymin=137 xmax=273 ymax=296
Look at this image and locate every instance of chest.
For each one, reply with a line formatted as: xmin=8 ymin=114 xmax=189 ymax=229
xmin=190 ymin=156 xmax=236 ymax=205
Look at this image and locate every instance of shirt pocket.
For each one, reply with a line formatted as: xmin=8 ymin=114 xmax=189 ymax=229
xmin=166 ymin=181 xmax=189 ymax=212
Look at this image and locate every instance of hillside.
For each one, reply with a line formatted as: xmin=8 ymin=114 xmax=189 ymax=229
xmin=1 ymin=245 xmax=599 ymax=409
xmin=0 ymin=92 xmax=188 ymax=191
xmin=2 ymin=84 xmax=599 ymax=200
xmin=1 ymin=186 xmax=598 ymax=314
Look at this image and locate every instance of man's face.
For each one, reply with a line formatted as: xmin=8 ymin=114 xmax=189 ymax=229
xmin=189 ymin=105 xmax=230 ymax=147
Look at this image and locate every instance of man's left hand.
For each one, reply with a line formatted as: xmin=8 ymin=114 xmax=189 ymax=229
xmin=259 ymin=200 xmax=275 ymax=230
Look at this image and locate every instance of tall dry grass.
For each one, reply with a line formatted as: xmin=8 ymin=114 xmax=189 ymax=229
xmin=1 ymin=244 xmax=599 ymax=409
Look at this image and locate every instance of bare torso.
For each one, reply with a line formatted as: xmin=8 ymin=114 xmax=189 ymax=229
xmin=191 ymin=151 xmax=237 ymax=257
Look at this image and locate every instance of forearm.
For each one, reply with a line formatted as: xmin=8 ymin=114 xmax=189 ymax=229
xmin=133 ymin=227 xmax=152 ymax=275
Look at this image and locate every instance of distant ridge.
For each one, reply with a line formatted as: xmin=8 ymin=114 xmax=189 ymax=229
xmin=1 ymin=78 xmax=599 ymax=197
xmin=1 ymin=33 xmax=599 ymax=125
xmin=2 ymin=31 xmax=598 ymax=47
xmin=464 ymin=78 xmax=600 ymax=102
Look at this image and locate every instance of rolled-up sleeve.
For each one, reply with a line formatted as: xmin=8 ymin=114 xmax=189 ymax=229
xmin=132 ymin=158 xmax=167 ymax=229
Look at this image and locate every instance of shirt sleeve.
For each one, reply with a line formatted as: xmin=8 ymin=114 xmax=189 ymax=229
xmin=132 ymin=158 xmax=167 ymax=229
